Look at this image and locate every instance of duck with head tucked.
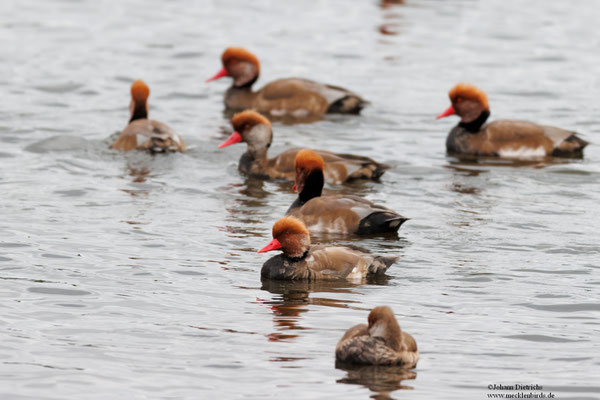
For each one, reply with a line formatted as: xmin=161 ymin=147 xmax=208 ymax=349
xmin=259 ymin=217 xmax=397 ymax=280
xmin=336 ymin=306 xmax=418 ymax=367
xmin=111 ymin=80 xmax=185 ymax=153
xmin=207 ymin=47 xmax=367 ymax=118
xmin=220 ymin=110 xmax=389 ymax=183
xmin=437 ymin=83 xmax=587 ymax=159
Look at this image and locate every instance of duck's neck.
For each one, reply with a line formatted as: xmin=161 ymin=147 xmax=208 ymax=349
xmin=299 ymin=169 xmax=324 ymax=203
xmin=285 ymin=249 xmax=309 ymax=262
xmin=458 ymin=109 xmax=490 ymax=133
xmin=286 ymin=169 xmax=324 ymax=213
xmin=372 ymin=321 xmax=402 ymax=352
xmin=239 ymin=147 xmax=269 ymax=175
xmin=129 ymin=102 xmax=148 ymax=122
xmin=225 ymin=86 xmax=258 ymax=110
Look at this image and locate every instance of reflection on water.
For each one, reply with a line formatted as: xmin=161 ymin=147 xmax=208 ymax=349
xmin=336 ymin=363 xmax=417 ymax=399
xmin=128 ymin=166 xmax=151 ymax=183
xmin=446 ymin=155 xmax=578 ymax=169
xmin=260 ymin=279 xmax=362 ymax=342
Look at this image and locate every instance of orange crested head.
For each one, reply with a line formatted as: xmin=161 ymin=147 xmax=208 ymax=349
xmin=131 ymin=80 xmax=150 ymax=103
xmin=231 ymin=110 xmax=271 ymax=132
xmin=448 ymin=83 xmax=489 ymax=110
xmin=295 ymin=149 xmax=324 ymax=172
xmin=272 ymin=216 xmax=310 ymax=240
xmin=259 ymin=216 xmax=310 ymax=257
xmin=222 ymin=47 xmax=260 ymax=73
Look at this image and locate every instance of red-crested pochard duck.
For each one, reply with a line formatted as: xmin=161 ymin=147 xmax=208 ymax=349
xmin=219 ymin=110 xmax=389 ymax=183
xmin=286 ymin=150 xmax=407 ymax=235
xmin=437 ymin=83 xmax=587 ymax=158
xmin=258 ymin=217 xmax=397 ymax=280
xmin=207 ymin=47 xmax=367 ymax=117
xmin=336 ymin=306 xmax=418 ymax=367
xmin=111 ymin=80 xmax=185 ymax=153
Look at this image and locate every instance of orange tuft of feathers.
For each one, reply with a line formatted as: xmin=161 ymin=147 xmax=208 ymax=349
xmin=221 ymin=47 xmax=260 ymax=73
xmin=231 ymin=110 xmax=271 ymax=131
xmin=272 ymin=216 xmax=310 ymax=239
xmin=131 ymin=80 xmax=150 ymax=103
xmin=448 ymin=83 xmax=489 ymax=110
xmin=295 ymin=149 xmax=324 ymax=172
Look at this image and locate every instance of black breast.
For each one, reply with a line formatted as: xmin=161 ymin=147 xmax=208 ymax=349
xmin=446 ymin=126 xmax=471 ymax=155
xmin=261 ymin=254 xmax=294 ymax=279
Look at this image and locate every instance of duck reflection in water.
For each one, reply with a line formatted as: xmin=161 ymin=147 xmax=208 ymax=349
xmin=221 ymin=178 xmax=289 ymax=236
xmin=336 ymin=364 xmax=417 ymax=398
xmin=260 ymin=279 xmax=361 ymax=342
xmin=447 ymin=154 xmax=572 ymax=170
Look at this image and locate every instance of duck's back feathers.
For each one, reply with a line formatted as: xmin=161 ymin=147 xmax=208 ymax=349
xmin=252 ymin=78 xmax=367 ymax=116
xmin=336 ymin=325 xmax=419 ymax=367
xmin=257 ymin=149 xmax=389 ymax=183
xmin=111 ymin=119 xmax=185 ymax=153
xmin=288 ymin=195 xmax=406 ymax=234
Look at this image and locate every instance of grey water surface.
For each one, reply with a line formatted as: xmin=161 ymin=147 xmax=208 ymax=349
xmin=1 ymin=0 xmax=599 ymax=399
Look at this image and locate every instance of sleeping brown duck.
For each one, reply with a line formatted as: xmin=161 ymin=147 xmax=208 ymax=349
xmin=336 ymin=306 xmax=419 ymax=367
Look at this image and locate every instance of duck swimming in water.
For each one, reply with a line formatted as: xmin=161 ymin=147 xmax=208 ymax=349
xmin=336 ymin=306 xmax=418 ymax=367
xmin=258 ymin=217 xmax=397 ymax=280
xmin=207 ymin=47 xmax=367 ymax=118
xmin=286 ymin=150 xmax=407 ymax=234
xmin=111 ymin=80 xmax=185 ymax=153
xmin=219 ymin=110 xmax=389 ymax=183
xmin=437 ymin=83 xmax=587 ymax=159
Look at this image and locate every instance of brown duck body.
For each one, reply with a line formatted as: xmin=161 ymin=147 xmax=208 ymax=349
xmin=225 ymin=78 xmax=367 ymax=117
xmin=222 ymin=110 xmax=387 ymax=183
xmin=287 ymin=149 xmax=406 ymax=235
xmin=335 ymin=323 xmax=418 ymax=367
xmin=111 ymin=119 xmax=185 ymax=153
xmin=287 ymin=195 xmax=407 ymax=235
xmin=261 ymin=244 xmax=396 ymax=281
xmin=241 ymin=147 xmax=388 ymax=183
xmin=439 ymin=83 xmax=587 ymax=158
xmin=111 ymin=80 xmax=185 ymax=153
xmin=447 ymin=117 xmax=587 ymax=158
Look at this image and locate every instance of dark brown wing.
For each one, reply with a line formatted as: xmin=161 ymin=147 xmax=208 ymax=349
xmin=256 ymin=79 xmax=329 ymax=115
xmin=336 ymin=335 xmax=415 ymax=366
xmin=111 ymin=119 xmax=185 ymax=153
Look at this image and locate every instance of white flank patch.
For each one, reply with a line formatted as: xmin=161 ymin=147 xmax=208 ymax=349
xmin=497 ymin=146 xmax=545 ymax=159
xmin=136 ymin=134 xmax=150 ymax=146
xmin=309 ymin=217 xmax=347 ymax=233
xmin=270 ymin=109 xmax=286 ymax=117
xmin=291 ymin=109 xmax=309 ymax=117
xmin=346 ymin=265 xmax=363 ymax=280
